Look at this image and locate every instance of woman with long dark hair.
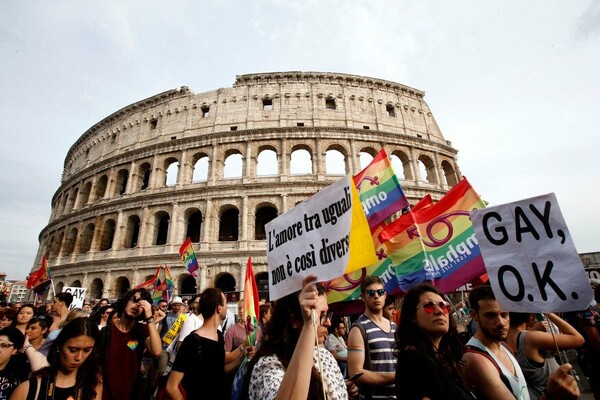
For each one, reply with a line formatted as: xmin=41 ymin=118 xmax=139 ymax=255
xmin=10 ymin=317 xmax=102 ymax=400
xmin=12 ymin=305 xmax=36 ymax=334
xmin=395 ymin=284 xmax=474 ymax=399
xmin=244 ymin=276 xmax=353 ymax=400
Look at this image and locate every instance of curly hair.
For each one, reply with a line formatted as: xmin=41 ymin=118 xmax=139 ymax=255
xmin=395 ymin=284 xmax=464 ymax=380
xmin=243 ymin=283 xmax=327 ymax=400
xmin=33 ymin=317 xmax=101 ymax=400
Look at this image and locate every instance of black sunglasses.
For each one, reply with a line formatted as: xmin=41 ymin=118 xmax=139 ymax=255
xmin=131 ymin=297 xmax=142 ymax=304
xmin=365 ymin=289 xmax=386 ymax=297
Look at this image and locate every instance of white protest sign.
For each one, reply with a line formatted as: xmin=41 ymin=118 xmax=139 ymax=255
xmin=266 ymin=175 xmax=375 ymax=300
xmin=471 ymin=193 xmax=593 ymax=312
xmin=63 ymin=287 xmax=87 ymax=310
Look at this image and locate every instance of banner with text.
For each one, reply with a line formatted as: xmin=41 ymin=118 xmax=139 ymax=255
xmin=266 ymin=175 xmax=376 ymax=300
xmin=63 ymin=287 xmax=87 ymax=310
xmin=471 ymin=193 xmax=593 ymax=312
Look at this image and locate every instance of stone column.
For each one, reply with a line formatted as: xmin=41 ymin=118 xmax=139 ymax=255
xmin=409 ymin=147 xmax=420 ymax=181
xmin=112 ymin=210 xmax=125 ymax=251
xmin=350 ymin=139 xmax=358 ymax=174
xmin=241 ymin=196 xmax=249 ymax=243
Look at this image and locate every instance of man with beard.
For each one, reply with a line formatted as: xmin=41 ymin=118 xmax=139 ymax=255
xmin=99 ymin=288 xmax=162 ymax=400
xmin=462 ymin=285 xmax=580 ymax=400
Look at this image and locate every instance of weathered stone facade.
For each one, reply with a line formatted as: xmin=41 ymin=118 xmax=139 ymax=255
xmin=32 ymin=72 xmax=462 ymax=300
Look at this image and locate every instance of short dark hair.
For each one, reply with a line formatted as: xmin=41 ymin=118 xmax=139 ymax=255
xmin=199 ymin=288 xmax=224 ymax=319
xmin=0 ymin=326 xmax=25 ymax=350
xmin=360 ymin=276 xmax=383 ymax=293
xmin=509 ymin=312 xmax=532 ymax=327
xmin=56 ymin=292 xmax=74 ymax=308
xmin=468 ymin=285 xmax=496 ymax=313
xmin=384 ymin=294 xmax=396 ymax=307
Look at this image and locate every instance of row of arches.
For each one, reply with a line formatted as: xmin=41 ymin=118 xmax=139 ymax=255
xmin=43 ymin=205 xmax=279 ymax=261
xmin=54 ymin=271 xmax=270 ymax=300
xmin=53 ymin=145 xmax=459 ymax=219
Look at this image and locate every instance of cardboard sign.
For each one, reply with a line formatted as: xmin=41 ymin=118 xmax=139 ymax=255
xmin=63 ymin=287 xmax=87 ymax=310
xmin=266 ymin=176 xmax=376 ymax=300
xmin=471 ymin=193 xmax=593 ymax=312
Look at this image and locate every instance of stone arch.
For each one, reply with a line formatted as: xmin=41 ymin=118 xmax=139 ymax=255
xmin=290 ymin=145 xmax=313 ymax=174
xmin=358 ymin=147 xmax=378 ymax=170
xmin=257 ymin=147 xmax=278 ymax=176
xmin=137 ymin=162 xmax=152 ymax=191
xmin=219 ymin=207 xmax=239 ymax=241
xmin=71 ymin=279 xmax=82 ymax=288
xmin=255 ymin=205 xmax=278 ymax=240
xmin=99 ymin=219 xmax=116 ymax=251
xmin=325 ymin=145 xmax=348 ymax=175
xmin=441 ymin=160 xmax=458 ymax=187
xmin=255 ymin=272 xmax=269 ymax=301
xmin=67 ymin=188 xmax=79 ymax=211
xmin=44 ymin=236 xmax=54 ymax=259
xmin=390 ymin=150 xmax=411 ymax=180
xmin=90 ymin=278 xmax=104 ymax=299
xmin=215 ymin=272 xmax=236 ymax=293
xmin=178 ymin=274 xmax=197 ymax=296
xmin=61 ymin=194 xmax=69 ymax=215
xmin=114 ymin=168 xmax=129 ymax=196
xmin=192 ymin=152 xmax=209 ymax=182
xmin=51 ymin=231 xmax=64 ymax=259
xmin=79 ymin=222 xmax=95 ymax=253
xmin=165 ymin=158 xmax=179 ymax=186
xmin=124 ymin=215 xmax=141 ymax=248
xmin=224 ymin=150 xmax=243 ymax=179
xmin=79 ymin=181 xmax=92 ymax=206
xmin=154 ymin=211 xmax=170 ymax=245
xmin=63 ymin=227 xmax=78 ymax=256
xmin=94 ymin=174 xmax=108 ymax=201
xmin=55 ymin=281 xmax=65 ymax=294
xmin=418 ymin=154 xmax=438 ymax=184
xmin=114 ymin=276 xmax=130 ymax=298
xmin=185 ymin=208 xmax=202 ymax=243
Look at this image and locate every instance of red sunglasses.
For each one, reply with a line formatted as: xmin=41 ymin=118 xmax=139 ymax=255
xmin=417 ymin=300 xmax=452 ymax=315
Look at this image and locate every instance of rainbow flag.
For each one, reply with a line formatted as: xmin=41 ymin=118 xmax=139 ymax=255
xmin=164 ymin=265 xmax=174 ymax=302
xmin=135 ymin=266 xmax=161 ymax=290
xmin=179 ymin=238 xmax=199 ymax=277
xmin=353 ymin=149 xmax=409 ymax=231
xmin=380 ymin=179 xmax=486 ymax=293
xmin=243 ymin=258 xmax=260 ymax=346
xmin=27 ymin=257 xmax=52 ymax=294
xmin=152 ymin=279 xmax=167 ymax=305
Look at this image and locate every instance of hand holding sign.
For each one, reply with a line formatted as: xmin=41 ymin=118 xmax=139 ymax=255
xmin=471 ymin=193 xmax=593 ymax=312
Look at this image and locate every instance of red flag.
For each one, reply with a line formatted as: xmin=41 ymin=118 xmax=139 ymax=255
xmin=135 ymin=266 xmax=161 ymax=290
xmin=27 ymin=257 xmax=51 ymax=293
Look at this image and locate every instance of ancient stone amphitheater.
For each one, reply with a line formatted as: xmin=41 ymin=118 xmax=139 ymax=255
xmin=33 ymin=72 xmax=462 ymax=300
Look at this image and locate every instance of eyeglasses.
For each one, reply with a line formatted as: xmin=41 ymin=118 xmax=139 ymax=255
xmin=0 ymin=342 xmax=14 ymax=349
xmin=320 ymin=312 xmax=333 ymax=325
xmin=131 ymin=297 xmax=142 ymax=304
xmin=416 ymin=301 xmax=452 ymax=315
xmin=365 ymin=289 xmax=386 ymax=297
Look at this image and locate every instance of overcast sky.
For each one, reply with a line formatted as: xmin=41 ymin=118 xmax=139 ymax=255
xmin=1 ymin=1 xmax=598 ymax=280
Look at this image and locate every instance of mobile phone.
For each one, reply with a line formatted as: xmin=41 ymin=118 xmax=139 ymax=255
xmin=346 ymin=372 xmax=364 ymax=382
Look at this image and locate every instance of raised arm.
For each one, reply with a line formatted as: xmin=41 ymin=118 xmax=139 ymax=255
xmin=524 ymin=313 xmax=584 ymax=359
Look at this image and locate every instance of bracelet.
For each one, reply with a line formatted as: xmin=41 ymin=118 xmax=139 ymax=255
xmin=22 ymin=344 xmax=33 ymax=353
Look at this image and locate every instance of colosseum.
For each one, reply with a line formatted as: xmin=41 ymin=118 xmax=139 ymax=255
xmin=32 ymin=71 xmax=462 ymax=301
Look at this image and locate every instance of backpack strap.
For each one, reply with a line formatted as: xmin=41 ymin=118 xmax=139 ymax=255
xmin=464 ymin=344 xmax=514 ymax=396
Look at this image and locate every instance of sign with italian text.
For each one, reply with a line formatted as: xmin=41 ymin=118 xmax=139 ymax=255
xmin=471 ymin=193 xmax=592 ymax=312
xmin=63 ymin=287 xmax=87 ymax=310
xmin=266 ymin=176 xmax=376 ymax=300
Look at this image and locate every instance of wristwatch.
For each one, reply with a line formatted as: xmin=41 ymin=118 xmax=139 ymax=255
xmin=145 ymin=317 xmax=155 ymax=324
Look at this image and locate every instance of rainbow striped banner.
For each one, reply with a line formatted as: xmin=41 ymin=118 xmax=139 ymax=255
xmin=354 ymin=149 xmax=409 ymax=231
xmin=380 ymin=179 xmax=486 ymax=293
xmin=179 ymin=238 xmax=200 ymax=277
xmin=243 ymin=258 xmax=260 ymax=346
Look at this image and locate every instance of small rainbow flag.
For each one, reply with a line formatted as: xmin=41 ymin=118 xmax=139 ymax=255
xmin=243 ymin=258 xmax=260 ymax=346
xmin=354 ymin=149 xmax=409 ymax=231
xmin=135 ymin=266 xmax=161 ymax=291
xmin=164 ymin=265 xmax=174 ymax=301
xmin=179 ymin=238 xmax=199 ymax=277
xmin=380 ymin=179 xmax=486 ymax=293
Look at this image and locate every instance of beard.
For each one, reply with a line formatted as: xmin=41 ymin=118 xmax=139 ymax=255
xmin=478 ymin=322 xmax=508 ymax=342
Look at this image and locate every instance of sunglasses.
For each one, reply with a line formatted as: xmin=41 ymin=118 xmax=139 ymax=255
xmin=365 ymin=289 xmax=386 ymax=297
xmin=131 ymin=297 xmax=142 ymax=304
xmin=417 ymin=300 xmax=452 ymax=315
xmin=320 ymin=312 xmax=333 ymax=325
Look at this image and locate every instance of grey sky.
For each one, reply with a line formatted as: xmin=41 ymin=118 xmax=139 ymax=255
xmin=1 ymin=1 xmax=598 ymax=280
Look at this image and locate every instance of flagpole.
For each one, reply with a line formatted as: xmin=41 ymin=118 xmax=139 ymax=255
xmin=50 ymin=279 xmax=56 ymax=297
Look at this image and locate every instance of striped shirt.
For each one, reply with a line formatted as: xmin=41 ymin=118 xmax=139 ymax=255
xmin=355 ymin=314 xmax=397 ymax=399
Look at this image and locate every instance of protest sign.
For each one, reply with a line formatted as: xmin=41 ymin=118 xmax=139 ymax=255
xmin=471 ymin=193 xmax=593 ymax=312
xmin=63 ymin=287 xmax=87 ymax=310
xmin=266 ymin=175 xmax=376 ymax=300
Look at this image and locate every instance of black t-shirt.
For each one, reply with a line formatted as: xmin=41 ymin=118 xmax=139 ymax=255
xmin=172 ymin=330 xmax=226 ymax=400
xmin=0 ymin=354 xmax=31 ymax=400
xmin=395 ymin=349 xmax=475 ymax=400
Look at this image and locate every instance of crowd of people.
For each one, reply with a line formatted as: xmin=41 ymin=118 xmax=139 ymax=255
xmin=0 ymin=275 xmax=597 ymax=399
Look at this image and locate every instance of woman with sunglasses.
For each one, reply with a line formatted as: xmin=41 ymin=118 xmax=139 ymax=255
xmin=11 ymin=317 xmax=102 ymax=400
xmin=395 ymin=284 xmax=475 ymax=399
xmin=244 ymin=275 xmax=354 ymax=400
